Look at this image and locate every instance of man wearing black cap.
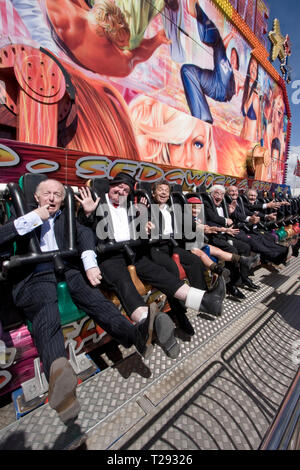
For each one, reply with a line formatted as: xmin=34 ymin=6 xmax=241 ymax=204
xmin=77 ymin=172 xmax=180 ymax=359
xmin=77 ymin=172 xmax=226 ymax=351
xmin=1 ymin=178 xmax=162 ymax=424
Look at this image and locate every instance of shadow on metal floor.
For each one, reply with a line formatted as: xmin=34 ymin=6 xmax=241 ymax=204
xmin=0 ymin=257 xmax=299 ymax=450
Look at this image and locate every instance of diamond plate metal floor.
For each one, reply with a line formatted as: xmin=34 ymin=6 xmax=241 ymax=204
xmin=0 ymin=258 xmax=300 ymax=450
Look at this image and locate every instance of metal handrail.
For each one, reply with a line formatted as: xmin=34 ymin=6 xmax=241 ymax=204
xmin=260 ymin=369 xmax=300 ymax=450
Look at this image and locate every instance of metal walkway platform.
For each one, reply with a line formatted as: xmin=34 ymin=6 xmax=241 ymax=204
xmin=0 ymin=258 xmax=300 ymax=450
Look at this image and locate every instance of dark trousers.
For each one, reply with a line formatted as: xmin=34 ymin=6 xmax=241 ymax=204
xmin=99 ymin=250 xmax=185 ymax=318
xmin=208 ymin=233 xmax=250 ymax=285
xmin=150 ymin=245 xmax=207 ymax=290
xmin=236 ymin=230 xmax=288 ymax=264
xmin=149 ymin=244 xmax=208 ymax=318
xmin=14 ymin=269 xmax=137 ymax=380
xmin=209 ymin=233 xmax=250 ymax=257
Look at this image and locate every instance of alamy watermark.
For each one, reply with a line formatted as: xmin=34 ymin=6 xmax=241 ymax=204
xmin=95 ymin=202 xmax=204 ymax=250
xmin=291 ymin=80 xmax=300 ymax=105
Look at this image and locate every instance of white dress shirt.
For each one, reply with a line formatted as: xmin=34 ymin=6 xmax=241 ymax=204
xmin=159 ymin=204 xmax=173 ymax=236
xmin=105 ymin=194 xmax=131 ymax=242
xmin=216 ymin=206 xmax=225 ymax=218
xmin=14 ymin=210 xmax=97 ymax=271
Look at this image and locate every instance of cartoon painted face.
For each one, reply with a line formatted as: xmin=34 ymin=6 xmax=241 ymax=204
xmin=273 ymin=95 xmax=285 ymax=124
xmin=249 ymin=58 xmax=258 ymax=82
xmin=35 ymin=180 xmax=64 ymax=215
xmin=152 ymin=184 xmax=170 ymax=205
xmin=230 ymin=48 xmax=239 ymax=70
xmin=168 ymin=120 xmax=210 ymax=170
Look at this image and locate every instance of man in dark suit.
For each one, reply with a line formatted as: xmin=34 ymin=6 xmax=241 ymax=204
xmin=203 ymin=185 xmax=259 ymax=298
xmin=1 ymin=179 xmax=161 ymax=424
xmin=76 ymin=173 xmax=226 ymax=337
xmin=226 ymin=186 xmax=288 ymax=267
xmin=140 ymin=179 xmax=229 ymax=335
xmin=149 ymin=180 xmax=226 ymax=280
xmin=243 ymin=188 xmax=281 ymax=214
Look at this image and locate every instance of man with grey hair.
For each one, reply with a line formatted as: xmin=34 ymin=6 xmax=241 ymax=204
xmin=1 ymin=179 xmax=165 ymax=424
xmin=77 ymin=173 xmax=227 ymax=332
xmin=203 ymin=184 xmax=259 ymax=298
xmin=228 ymin=186 xmax=288 ymax=266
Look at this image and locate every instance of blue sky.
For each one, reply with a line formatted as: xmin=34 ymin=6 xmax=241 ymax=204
xmin=267 ymin=0 xmax=300 ymax=188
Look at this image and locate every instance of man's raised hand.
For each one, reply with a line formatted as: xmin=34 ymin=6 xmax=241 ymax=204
xmin=75 ymin=187 xmax=100 ymax=217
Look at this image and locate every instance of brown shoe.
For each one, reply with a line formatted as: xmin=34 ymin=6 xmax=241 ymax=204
xmin=48 ymin=357 xmax=80 ymax=424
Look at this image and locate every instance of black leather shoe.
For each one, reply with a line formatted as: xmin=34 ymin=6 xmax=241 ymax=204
xmin=227 ymin=285 xmax=246 ymax=299
xmin=210 ymin=264 xmax=231 ymax=283
xmin=240 ymin=254 xmax=260 ymax=271
xmin=200 ymin=276 xmax=226 ymax=317
xmin=242 ymin=278 xmax=260 ymax=290
xmin=240 ymin=254 xmax=260 ymax=280
xmin=292 ymin=246 xmax=299 ymax=257
xmin=135 ymin=302 xmax=159 ymax=358
xmin=176 ymin=310 xmax=195 ymax=336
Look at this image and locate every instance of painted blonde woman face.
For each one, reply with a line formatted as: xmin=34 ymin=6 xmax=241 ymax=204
xmin=168 ymin=120 xmax=211 ymax=170
xmin=273 ymin=95 xmax=284 ymax=125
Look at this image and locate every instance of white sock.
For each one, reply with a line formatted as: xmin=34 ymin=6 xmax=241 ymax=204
xmin=138 ymin=310 xmax=148 ymax=322
xmin=185 ymin=287 xmax=205 ymax=311
xmin=131 ymin=307 xmax=149 ymax=324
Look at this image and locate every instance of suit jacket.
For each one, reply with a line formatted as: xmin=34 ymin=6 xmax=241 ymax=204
xmin=242 ymin=199 xmax=271 ymax=222
xmin=0 ymin=221 xmax=19 ymax=245
xmin=203 ymin=196 xmax=228 ymax=228
xmin=2 ymin=209 xmax=96 ymax=299
xmin=230 ymin=199 xmax=253 ymax=224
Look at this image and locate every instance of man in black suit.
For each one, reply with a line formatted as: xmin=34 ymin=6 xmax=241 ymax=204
xmin=1 ymin=179 xmax=162 ymax=424
xmin=203 ymin=184 xmax=259 ymax=298
xmin=226 ymin=186 xmax=288 ymax=267
xmin=76 ymin=173 xmax=226 ymax=337
xmin=142 ymin=179 xmax=229 ymax=335
xmin=243 ymin=188 xmax=281 ymax=215
xmin=149 ymin=180 xmax=227 ymax=280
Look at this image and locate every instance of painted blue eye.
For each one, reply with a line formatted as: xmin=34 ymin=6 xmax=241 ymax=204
xmin=194 ymin=141 xmax=204 ymax=149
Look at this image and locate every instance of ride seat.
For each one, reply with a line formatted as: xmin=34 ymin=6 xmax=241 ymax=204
xmin=4 ymin=174 xmax=87 ymax=332
xmin=86 ymin=178 xmax=152 ymax=302
xmin=172 ymin=253 xmax=187 ymax=280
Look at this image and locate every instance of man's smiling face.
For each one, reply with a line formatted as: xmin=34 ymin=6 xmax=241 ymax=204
xmin=211 ymin=189 xmax=224 ymax=206
xmin=152 ymin=184 xmax=170 ymax=205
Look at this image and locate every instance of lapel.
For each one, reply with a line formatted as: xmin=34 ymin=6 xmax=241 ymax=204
xmin=206 ymin=195 xmax=220 ymax=215
xmin=53 ymin=211 xmax=65 ymax=249
xmin=210 ymin=196 xmax=223 ymax=216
